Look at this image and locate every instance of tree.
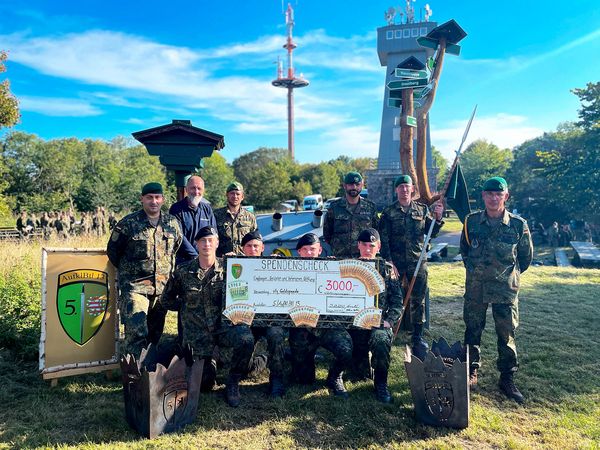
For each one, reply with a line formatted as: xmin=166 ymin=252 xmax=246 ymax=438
xmin=199 ymin=152 xmax=235 ymax=207
xmin=572 ymin=81 xmax=600 ymax=130
xmin=300 ymin=163 xmax=340 ymax=199
xmin=0 ymin=51 xmax=19 ymax=129
xmin=244 ymin=161 xmax=292 ymax=210
xmin=232 ymin=148 xmax=291 ymax=189
xmin=460 ymin=139 xmax=513 ymax=206
xmin=431 ymin=146 xmax=449 ymax=188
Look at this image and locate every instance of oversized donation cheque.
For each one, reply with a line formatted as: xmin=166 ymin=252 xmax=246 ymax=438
xmin=224 ymin=256 xmax=386 ymax=329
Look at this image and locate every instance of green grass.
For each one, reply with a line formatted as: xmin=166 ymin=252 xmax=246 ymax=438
xmin=439 ymin=215 xmax=463 ymax=233
xmin=1 ymin=240 xmax=599 ymax=448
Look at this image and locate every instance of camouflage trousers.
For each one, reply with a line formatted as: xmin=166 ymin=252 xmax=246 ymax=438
xmin=251 ymin=326 xmax=287 ymax=378
xmin=397 ymin=265 xmax=427 ymax=325
xmin=183 ymin=324 xmax=254 ymax=380
xmin=120 ymin=291 xmax=167 ymax=357
xmin=288 ymin=328 xmax=352 ymax=384
xmin=349 ymin=328 xmax=394 ymax=376
xmin=463 ymin=299 xmax=519 ymax=374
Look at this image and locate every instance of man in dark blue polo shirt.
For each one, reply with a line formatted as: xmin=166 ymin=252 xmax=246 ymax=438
xmin=169 ymin=175 xmax=217 ymax=265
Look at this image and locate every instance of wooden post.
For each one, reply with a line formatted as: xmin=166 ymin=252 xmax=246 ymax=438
xmin=400 ymin=87 xmax=420 ymax=198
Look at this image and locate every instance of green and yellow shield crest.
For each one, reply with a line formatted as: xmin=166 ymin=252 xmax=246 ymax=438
xmin=231 ymin=264 xmax=243 ymax=279
xmin=57 ymin=269 xmax=109 ymax=346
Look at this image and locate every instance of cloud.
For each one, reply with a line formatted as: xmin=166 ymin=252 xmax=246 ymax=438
xmin=19 ymin=95 xmax=102 ymax=116
xmin=310 ymin=125 xmax=380 ymax=159
xmin=431 ymin=113 xmax=544 ymax=159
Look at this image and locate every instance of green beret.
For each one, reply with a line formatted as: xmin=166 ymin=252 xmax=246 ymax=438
xmin=296 ymin=232 xmax=319 ymax=250
xmin=195 ymin=226 xmax=218 ymax=240
xmin=226 ymin=182 xmax=244 ymax=193
xmin=344 ymin=171 xmax=363 ymax=184
xmin=483 ymin=177 xmax=508 ymax=192
xmin=358 ymin=228 xmax=380 ymax=243
xmin=141 ymin=182 xmax=163 ymax=195
xmin=394 ymin=175 xmax=413 ymax=187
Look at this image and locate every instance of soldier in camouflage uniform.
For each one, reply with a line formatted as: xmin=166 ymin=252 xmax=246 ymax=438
xmin=240 ymin=230 xmax=287 ymax=398
xmin=378 ymin=175 xmax=444 ymax=360
xmin=107 ymin=182 xmax=182 ymax=357
xmin=355 ymin=228 xmax=404 ymax=403
xmin=214 ymin=182 xmax=257 ymax=257
xmin=161 ymin=226 xmax=254 ymax=407
xmin=323 ymin=171 xmax=379 ymax=259
xmin=460 ymin=177 xmax=533 ymax=404
xmin=323 ymin=171 xmax=379 ymax=380
xmin=288 ymin=233 xmax=353 ymax=398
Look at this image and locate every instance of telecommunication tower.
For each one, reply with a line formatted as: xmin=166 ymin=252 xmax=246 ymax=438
xmin=272 ymin=3 xmax=309 ymax=160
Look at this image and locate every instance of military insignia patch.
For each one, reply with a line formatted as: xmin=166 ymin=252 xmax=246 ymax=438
xmin=56 ymin=269 xmax=109 ymax=346
xmin=231 ymin=263 xmax=243 ymax=279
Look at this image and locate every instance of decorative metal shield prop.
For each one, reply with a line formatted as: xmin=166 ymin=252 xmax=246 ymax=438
xmin=120 ymin=345 xmax=204 ymax=438
xmin=56 ymin=269 xmax=109 ymax=345
xmin=404 ymin=337 xmax=469 ymax=429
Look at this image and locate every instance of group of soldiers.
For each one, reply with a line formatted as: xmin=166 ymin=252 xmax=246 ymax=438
xmin=107 ymin=171 xmax=533 ymax=409
xmin=16 ymin=207 xmax=116 ymax=239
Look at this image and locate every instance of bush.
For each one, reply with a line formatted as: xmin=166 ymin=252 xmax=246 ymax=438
xmin=0 ymin=269 xmax=41 ymax=360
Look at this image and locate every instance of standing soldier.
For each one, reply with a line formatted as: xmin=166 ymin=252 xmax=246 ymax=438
xmin=323 ymin=171 xmax=379 ymax=258
xmin=40 ymin=212 xmax=52 ymax=240
xmin=107 ymin=182 xmax=182 ymax=356
xmin=288 ymin=233 xmax=353 ymax=398
xmin=16 ymin=211 xmax=27 ymax=238
xmin=214 ymin=182 xmax=257 ymax=257
xmin=460 ymin=177 xmax=533 ymax=403
xmin=378 ymin=175 xmax=444 ymax=360
xmin=356 ymin=228 xmax=403 ymax=403
xmin=323 ymin=171 xmax=379 ymax=380
xmin=161 ymin=226 xmax=254 ymax=407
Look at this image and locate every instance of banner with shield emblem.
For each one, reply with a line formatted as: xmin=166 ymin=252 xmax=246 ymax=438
xmin=40 ymin=248 xmax=119 ymax=381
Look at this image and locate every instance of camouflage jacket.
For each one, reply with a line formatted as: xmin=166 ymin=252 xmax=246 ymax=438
xmin=107 ymin=210 xmax=182 ymax=296
xmin=460 ymin=209 xmax=533 ymax=304
xmin=323 ymin=197 xmax=379 ymax=258
xmin=379 ymin=201 xmax=443 ymax=270
xmin=161 ymin=258 xmax=225 ymax=335
xmin=214 ymin=207 xmax=257 ymax=256
xmin=372 ymin=256 xmax=404 ymax=325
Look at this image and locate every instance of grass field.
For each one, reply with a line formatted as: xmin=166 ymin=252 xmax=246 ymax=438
xmin=0 ymin=237 xmax=599 ymax=449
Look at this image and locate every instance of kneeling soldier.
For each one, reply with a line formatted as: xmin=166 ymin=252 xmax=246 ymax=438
xmin=241 ymin=230 xmax=287 ymax=398
xmin=288 ymin=233 xmax=353 ymax=398
xmin=161 ymin=226 xmax=254 ymax=407
xmin=356 ymin=228 xmax=403 ymax=403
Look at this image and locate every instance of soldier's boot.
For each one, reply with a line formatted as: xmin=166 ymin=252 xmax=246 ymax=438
xmin=499 ymin=372 xmax=524 ymax=404
xmin=411 ymin=323 xmax=429 ymax=361
xmin=469 ymin=368 xmax=478 ymax=390
xmin=269 ymin=374 xmax=286 ymax=399
xmin=225 ymin=374 xmax=242 ymax=407
xmin=326 ymin=366 xmax=349 ymax=399
xmin=373 ymin=370 xmax=393 ymax=404
xmin=246 ymin=353 xmax=269 ymax=378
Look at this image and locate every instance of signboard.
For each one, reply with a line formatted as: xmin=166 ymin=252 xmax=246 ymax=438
xmin=223 ymin=256 xmax=385 ymax=328
xmin=417 ymin=36 xmax=462 ymax=56
xmin=387 ymin=78 xmax=428 ymax=90
xmin=40 ymin=248 xmax=119 ymax=380
xmin=395 ymin=68 xmax=428 ymax=79
xmin=407 ymin=116 xmax=417 ymax=127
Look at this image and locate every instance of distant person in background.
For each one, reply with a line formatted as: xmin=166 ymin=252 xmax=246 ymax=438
xmin=548 ymin=222 xmax=559 ymax=247
xmin=169 ymin=175 xmax=217 ymax=265
xmin=214 ymin=182 xmax=257 ymax=257
xmin=460 ymin=177 xmax=533 ymax=404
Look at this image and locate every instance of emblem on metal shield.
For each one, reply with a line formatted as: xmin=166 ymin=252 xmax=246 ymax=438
xmin=231 ymin=263 xmax=243 ymax=279
xmin=163 ymin=386 xmax=188 ymax=423
xmin=57 ymin=269 xmax=109 ymax=345
xmin=424 ymin=379 xmax=454 ymax=420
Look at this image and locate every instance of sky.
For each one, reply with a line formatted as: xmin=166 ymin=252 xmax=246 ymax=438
xmin=1 ymin=0 xmax=599 ymax=163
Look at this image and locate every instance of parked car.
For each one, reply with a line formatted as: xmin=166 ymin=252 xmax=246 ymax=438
xmin=303 ymin=194 xmax=323 ymax=210
xmin=323 ymin=197 xmax=340 ymax=210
